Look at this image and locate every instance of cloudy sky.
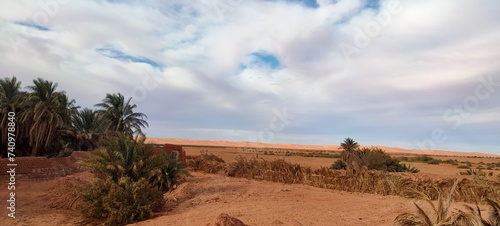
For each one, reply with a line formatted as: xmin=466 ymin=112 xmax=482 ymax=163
xmin=1 ymin=0 xmax=499 ymax=154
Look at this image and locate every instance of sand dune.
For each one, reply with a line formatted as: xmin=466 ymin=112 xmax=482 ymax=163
xmin=146 ymin=137 xmax=499 ymax=157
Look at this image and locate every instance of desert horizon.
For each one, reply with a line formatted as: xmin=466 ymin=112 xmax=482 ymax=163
xmin=146 ymin=137 xmax=500 ymax=158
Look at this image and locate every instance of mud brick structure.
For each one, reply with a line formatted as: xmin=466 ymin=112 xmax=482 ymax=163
xmin=152 ymin=143 xmax=187 ymax=165
xmin=0 ymin=151 xmax=91 ymax=178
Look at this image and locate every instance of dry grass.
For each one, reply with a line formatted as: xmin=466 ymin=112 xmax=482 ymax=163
xmin=191 ymin=155 xmax=500 ymax=205
xmin=394 ymin=179 xmax=500 ymax=226
xmin=187 ymin=154 xmax=226 ymax=174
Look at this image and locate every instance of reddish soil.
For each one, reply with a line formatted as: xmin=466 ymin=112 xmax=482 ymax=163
xmin=0 ymin=138 xmax=498 ymax=225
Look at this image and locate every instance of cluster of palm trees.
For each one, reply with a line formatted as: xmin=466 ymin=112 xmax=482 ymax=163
xmin=0 ymin=76 xmax=148 ymax=157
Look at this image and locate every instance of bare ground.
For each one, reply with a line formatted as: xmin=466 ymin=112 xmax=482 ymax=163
xmin=1 ymin=170 xmax=490 ymax=226
xmin=1 ymin=140 xmax=498 ymax=225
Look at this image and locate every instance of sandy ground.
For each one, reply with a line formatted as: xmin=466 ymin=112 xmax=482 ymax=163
xmin=1 ymin=170 xmax=486 ymax=226
xmin=0 ymin=139 xmax=498 ymax=225
xmin=135 ymin=171 xmax=418 ymax=226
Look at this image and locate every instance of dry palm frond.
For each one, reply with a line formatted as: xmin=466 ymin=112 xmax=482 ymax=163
xmin=446 ymin=210 xmax=484 ymax=226
xmin=484 ymin=198 xmax=500 ymax=225
xmin=393 ymin=213 xmax=428 ymax=226
xmin=394 ymin=179 xmax=462 ymax=226
xmin=414 ymin=202 xmax=433 ymax=226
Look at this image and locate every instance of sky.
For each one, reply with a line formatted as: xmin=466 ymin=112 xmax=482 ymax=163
xmin=1 ymin=0 xmax=499 ymax=154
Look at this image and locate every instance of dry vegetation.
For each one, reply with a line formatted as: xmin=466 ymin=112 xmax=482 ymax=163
xmin=188 ymin=155 xmax=500 ymax=205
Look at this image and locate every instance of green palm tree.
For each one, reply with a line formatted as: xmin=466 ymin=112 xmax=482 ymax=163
xmin=19 ymin=78 xmax=76 ymax=156
xmin=63 ymin=108 xmax=109 ymax=151
xmin=95 ymin=93 xmax=148 ymax=137
xmin=339 ymin=137 xmax=360 ymax=169
xmin=80 ymin=133 xmax=186 ymax=191
xmin=0 ymin=76 xmax=28 ymax=156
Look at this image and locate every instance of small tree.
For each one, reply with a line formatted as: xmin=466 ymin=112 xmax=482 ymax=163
xmin=339 ymin=137 xmax=360 ymax=170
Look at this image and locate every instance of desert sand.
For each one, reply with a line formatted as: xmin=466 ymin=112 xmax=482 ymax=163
xmin=0 ymin=138 xmax=498 ymax=225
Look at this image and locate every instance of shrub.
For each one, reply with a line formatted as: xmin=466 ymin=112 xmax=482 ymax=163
xmin=337 ymin=147 xmax=418 ymax=173
xmin=149 ymin=152 xmax=188 ymax=192
xmin=358 ymin=148 xmax=402 ymax=171
xmin=427 ymin=159 xmax=441 ymax=165
xmin=460 ymin=169 xmax=487 ymax=176
xmin=79 ymin=134 xmax=187 ymax=224
xmin=188 ymin=153 xmax=226 ymax=174
xmin=80 ymin=177 xmax=164 ymax=226
xmin=457 ymin=165 xmax=470 ymax=169
xmin=330 ymin=160 xmax=347 ymax=170
xmin=398 ymin=164 xmax=420 ymax=173
xmin=398 ymin=155 xmax=442 ymax=164
xmin=442 ymin=159 xmax=459 ymax=165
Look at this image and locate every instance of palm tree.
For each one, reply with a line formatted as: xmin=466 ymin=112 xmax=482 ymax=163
xmin=80 ymin=133 xmax=186 ymax=191
xmin=19 ymin=78 xmax=76 ymax=156
xmin=62 ymin=108 xmax=109 ymax=151
xmin=95 ymin=93 xmax=148 ymax=137
xmin=0 ymin=76 xmax=28 ymax=157
xmin=339 ymin=137 xmax=360 ymax=169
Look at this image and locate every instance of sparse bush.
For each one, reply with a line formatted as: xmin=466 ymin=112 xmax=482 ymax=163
xmin=442 ymin=159 xmax=459 ymax=165
xmin=188 ymin=153 xmax=226 ymax=174
xmin=398 ymin=164 xmax=420 ymax=173
xmin=397 ymin=155 xmax=442 ymax=164
xmin=460 ymin=169 xmax=487 ymax=177
xmin=80 ymin=177 xmax=164 ymax=226
xmin=358 ymin=148 xmax=402 ymax=171
xmin=427 ymin=159 xmax=441 ymax=165
xmin=335 ymin=147 xmax=417 ymax=173
xmin=330 ymin=160 xmax=346 ymax=170
xmin=457 ymin=165 xmax=471 ymax=169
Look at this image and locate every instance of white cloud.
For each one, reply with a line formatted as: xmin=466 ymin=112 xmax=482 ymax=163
xmin=1 ymin=0 xmax=499 ymax=153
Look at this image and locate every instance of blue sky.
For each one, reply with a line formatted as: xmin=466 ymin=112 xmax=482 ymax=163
xmin=1 ymin=0 xmax=499 ymax=154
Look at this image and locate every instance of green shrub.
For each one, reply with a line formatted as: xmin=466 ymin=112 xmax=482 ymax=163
xmin=80 ymin=177 xmax=164 ymax=226
xmin=79 ymin=134 xmax=187 ymax=224
xmin=441 ymin=159 xmax=459 ymax=165
xmin=330 ymin=160 xmax=347 ymax=170
xmin=149 ymin=152 xmax=188 ymax=192
xmin=427 ymin=159 xmax=441 ymax=165
xmin=460 ymin=169 xmax=487 ymax=176
xmin=398 ymin=164 xmax=420 ymax=173
xmin=359 ymin=148 xmax=401 ymax=171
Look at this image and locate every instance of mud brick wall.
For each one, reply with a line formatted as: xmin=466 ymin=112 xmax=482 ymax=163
xmin=0 ymin=151 xmax=91 ymax=178
xmin=152 ymin=143 xmax=187 ymax=165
